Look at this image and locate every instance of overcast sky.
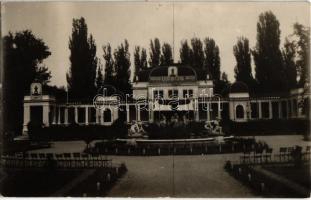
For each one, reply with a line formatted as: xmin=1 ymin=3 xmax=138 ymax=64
xmin=2 ymin=1 xmax=310 ymax=87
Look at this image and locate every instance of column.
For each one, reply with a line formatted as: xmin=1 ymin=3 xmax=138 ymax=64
xmin=269 ymin=101 xmax=273 ymax=119
xmin=43 ymin=105 xmax=50 ymax=127
xmin=207 ymin=102 xmax=211 ymax=121
xmin=52 ymin=106 xmax=57 ymax=124
xmin=137 ymin=105 xmax=141 ymax=121
xmin=74 ymin=107 xmax=78 ymax=123
xmin=195 ymin=98 xmax=199 ymax=121
xmin=258 ymin=102 xmax=262 ymax=119
xmin=278 ymin=101 xmax=282 ymax=119
xmin=96 ymin=109 xmax=99 ymax=124
xmin=64 ymin=107 xmax=68 ymax=124
xmin=23 ymin=105 xmax=30 ymax=134
xmin=218 ymin=101 xmax=222 ymax=120
xmin=85 ymin=107 xmax=89 ymax=125
xmin=57 ymin=107 xmax=61 ymax=124
xmin=126 ymin=104 xmax=130 ymax=123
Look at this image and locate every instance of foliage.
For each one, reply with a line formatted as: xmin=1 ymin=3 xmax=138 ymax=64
xmin=66 ymin=17 xmax=98 ymax=101
xmin=233 ymin=37 xmax=257 ymax=93
xmin=282 ymin=38 xmax=297 ymax=89
xmin=133 ymin=46 xmax=148 ymax=81
xmin=102 ymin=43 xmax=115 ymax=86
xmin=252 ymin=11 xmax=286 ymax=93
xmin=160 ymin=43 xmax=173 ymax=66
xmin=204 ymin=37 xmax=220 ymax=80
xmin=180 ymin=40 xmax=191 ymax=65
xmin=3 ymin=30 xmax=51 ymax=135
xmin=95 ymin=60 xmax=104 ymax=90
xmin=113 ymin=40 xmax=132 ymax=95
xmin=292 ymin=23 xmax=310 ymax=86
xmin=149 ymin=38 xmax=161 ymax=67
xmin=190 ymin=37 xmax=205 ymax=71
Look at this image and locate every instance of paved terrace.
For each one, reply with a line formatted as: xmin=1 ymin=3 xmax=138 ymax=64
xmin=27 ymin=135 xmax=310 ymax=197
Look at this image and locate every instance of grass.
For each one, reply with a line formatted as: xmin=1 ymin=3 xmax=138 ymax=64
xmin=263 ymin=164 xmax=310 ymax=189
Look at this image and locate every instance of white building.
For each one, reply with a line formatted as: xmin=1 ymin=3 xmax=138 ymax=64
xmin=22 ymin=65 xmax=310 ymax=134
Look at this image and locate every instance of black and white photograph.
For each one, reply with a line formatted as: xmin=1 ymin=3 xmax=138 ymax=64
xmin=0 ymin=1 xmax=310 ymax=197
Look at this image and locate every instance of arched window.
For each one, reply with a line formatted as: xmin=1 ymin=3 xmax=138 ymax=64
xmin=236 ymin=105 xmax=244 ymax=119
xmin=103 ymin=109 xmax=112 ymax=122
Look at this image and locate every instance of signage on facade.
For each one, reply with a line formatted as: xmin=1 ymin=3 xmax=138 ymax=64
xmin=150 ymin=75 xmax=196 ymax=82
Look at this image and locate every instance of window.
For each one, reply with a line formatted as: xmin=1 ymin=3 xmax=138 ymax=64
xmin=236 ymin=105 xmax=244 ymax=119
xmin=169 ymin=90 xmax=178 ymax=98
xmin=103 ymin=109 xmax=112 ymax=122
xmin=251 ymin=103 xmax=258 ymax=118
xmin=183 ymin=89 xmax=193 ymax=98
xmin=153 ymin=90 xmax=164 ymax=99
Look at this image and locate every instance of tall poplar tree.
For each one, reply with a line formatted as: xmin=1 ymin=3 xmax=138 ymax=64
xmin=160 ymin=43 xmax=173 ymax=66
xmin=282 ymin=38 xmax=297 ymax=89
xmin=103 ymin=43 xmax=114 ymax=86
xmin=190 ymin=37 xmax=204 ymax=71
xmin=180 ymin=40 xmax=191 ymax=65
xmin=252 ymin=11 xmax=285 ymax=93
xmin=114 ymin=40 xmax=131 ymax=94
xmin=233 ymin=37 xmax=256 ymax=91
xmin=66 ymin=17 xmax=98 ymax=100
xmin=204 ymin=37 xmax=220 ymax=80
xmin=149 ymin=38 xmax=161 ymax=68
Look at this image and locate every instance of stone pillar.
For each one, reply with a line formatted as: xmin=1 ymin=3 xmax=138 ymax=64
xmin=52 ymin=105 xmax=57 ymax=124
xmin=207 ymin=102 xmax=211 ymax=121
xmin=74 ymin=107 xmax=78 ymax=123
xmin=96 ymin=109 xmax=99 ymax=124
xmin=195 ymin=98 xmax=199 ymax=121
xmin=278 ymin=101 xmax=282 ymax=119
xmin=269 ymin=101 xmax=273 ymax=119
xmin=85 ymin=107 xmax=89 ymax=125
xmin=64 ymin=107 xmax=68 ymax=124
xmin=43 ymin=105 xmax=50 ymax=127
xmin=23 ymin=105 xmax=31 ymax=134
xmin=258 ymin=102 xmax=262 ymax=119
xmin=218 ymin=101 xmax=222 ymax=120
xmin=57 ymin=107 xmax=61 ymax=124
xmin=126 ymin=104 xmax=130 ymax=123
xmin=137 ymin=105 xmax=141 ymax=121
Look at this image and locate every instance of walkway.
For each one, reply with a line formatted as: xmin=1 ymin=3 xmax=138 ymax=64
xmin=107 ymin=155 xmax=256 ymax=197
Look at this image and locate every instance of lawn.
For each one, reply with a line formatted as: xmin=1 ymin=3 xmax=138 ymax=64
xmin=264 ymin=164 xmax=310 ymax=189
xmin=0 ymin=169 xmax=83 ymax=197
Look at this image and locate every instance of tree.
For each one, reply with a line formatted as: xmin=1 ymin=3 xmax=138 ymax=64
xmin=204 ymin=38 xmax=220 ymax=81
xmin=134 ymin=46 xmax=141 ymax=81
xmin=190 ymin=37 xmax=204 ymax=71
xmin=233 ymin=37 xmax=256 ymax=91
xmin=180 ymin=40 xmax=191 ymax=65
xmin=114 ymin=40 xmax=132 ymax=94
xmin=292 ymin=23 xmax=310 ymax=86
xmin=141 ymin=48 xmax=148 ymax=69
xmin=95 ymin=60 xmax=104 ymax=89
xmin=103 ymin=43 xmax=115 ymax=86
xmin=149 ymin=38 xmax=161 ymax=68
xmin=66 ymin=17 xmax=98 ymax=100
xmin=160 ymin=43 xmax=173 ymax=66
xmin=133 ymin=46 xmax=148 ymax=81
xmin=252 ymin=11 xmax=285 ymax=93
xmin=3 ymin=30 xmax=51 ymax=136
xmin=282 ymin=38 xmax=297 ymax=89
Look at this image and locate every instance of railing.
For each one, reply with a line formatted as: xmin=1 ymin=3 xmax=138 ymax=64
xmin=239 ymin=146 xmax=311 ymax=165
xmin=1 ymin=153 xmax=113 ymax=169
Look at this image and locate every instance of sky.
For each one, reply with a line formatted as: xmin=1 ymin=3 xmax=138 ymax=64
xmin=2 ymin=1 xmax=310 ymax=87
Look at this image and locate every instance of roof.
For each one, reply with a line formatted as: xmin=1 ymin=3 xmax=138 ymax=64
xmin=229 ymin=81 xmax=249 ymax=93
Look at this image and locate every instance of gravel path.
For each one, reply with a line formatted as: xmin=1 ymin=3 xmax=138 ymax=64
xmin=107 ymin=155 xmax=255 ymax=197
